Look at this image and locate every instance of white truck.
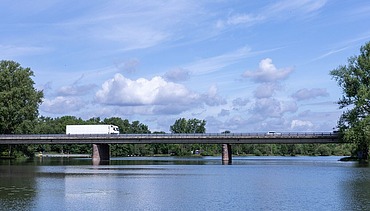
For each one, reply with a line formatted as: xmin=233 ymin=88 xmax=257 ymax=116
xmin=66 ymin=125 xmax=120 ymax=135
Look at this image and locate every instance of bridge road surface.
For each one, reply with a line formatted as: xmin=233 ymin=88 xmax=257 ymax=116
xmin=0 ymin=133 xmax=340 ymax=145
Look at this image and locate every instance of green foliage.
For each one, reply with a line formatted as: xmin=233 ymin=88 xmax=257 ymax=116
xmin=170 ymin=118 xmax=206 ymax=133
xmin=0 ymin=60 xmax=43 ymax=134
xmin=330 ymin=41 xmax=370 ymax=161
xmin=0 ymin=60 xmax=43 ymax=157
xmin=231 ymin=143 xmax=354 ymax=157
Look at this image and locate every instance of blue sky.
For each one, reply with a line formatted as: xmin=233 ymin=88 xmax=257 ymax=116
xmin=2 ymin=0 xmax=370 ymax=133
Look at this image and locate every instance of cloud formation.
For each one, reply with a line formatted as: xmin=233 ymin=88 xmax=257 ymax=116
xmin=267 ymin=0 xmax=327 ymax=15
xmin=57 ymin=84 xmax=97 ymax=96
xmin=290 ymin=119 xmax=314 ymax=130
xmin=292 ymin=88 xmax=329 ymax=101
xmin=254 ymin=83 xmax=281 ymax=99
xmin=243 ymin=58 xmax=293 ymax=82
xmin=95 ymin=73 xmax=199 ymax=106
xmin=250 ymin=98 xmax=297 ymax=119
xmin=41 ymin=96 xmax=85 ymax=114
xmin=232 ymin=97 xmax=249 ymax=107
xmin=185 ymin=47 xmax=254 ymax=75
xmin=0 ymin=44 xmax=50 ymax=58
xmin=216 ymin=14 xmax=264 ymax=29
xmin=216 ymin=0 xmax=326 ymax=30
xmin=202 ymin=85 xmax=227 ymax=106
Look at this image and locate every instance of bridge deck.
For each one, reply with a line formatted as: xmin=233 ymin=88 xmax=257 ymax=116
xmin=0 ymin=133 xmax=340 ymax=144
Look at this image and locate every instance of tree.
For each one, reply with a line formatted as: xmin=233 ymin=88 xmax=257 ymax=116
xmin=330 ymin=41 xmax=370 ymax=161
xmin=0 ymin=60 xmax=43 ymax=134
xmin=170 ymin=118 xmax=206 ymax=133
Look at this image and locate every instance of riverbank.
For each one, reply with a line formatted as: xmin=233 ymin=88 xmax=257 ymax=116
xmin=36 ymin=153 xmax=91 ymax=158
xmin=0 ymin=156 xmax=15 ymax=159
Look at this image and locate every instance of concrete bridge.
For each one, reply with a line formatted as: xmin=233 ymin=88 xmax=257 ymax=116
xmin=0 ymin=132 xmax=340 ymax=164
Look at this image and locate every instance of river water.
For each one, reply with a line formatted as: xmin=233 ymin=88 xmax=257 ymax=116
xmin=0 ymin=156 xmax=369 ymax=211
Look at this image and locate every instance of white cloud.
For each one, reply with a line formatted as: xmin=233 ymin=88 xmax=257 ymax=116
xmin=95 ymin=73 xmax=199 ymax=106
xmin=227 ymin=14 xmax=264 ymax=25
xmin=243 ymin=58 xmax=293 ymax=82
xmin=252 ymin=98 xmax=281 ymax=118
xmin=290 ymin=119 xmax=314 ymax=130
xmin=56 ymin=1 xmax=205 ymax=52
xmin=313 ymin=47 xmax=348 ymax=61
xmin=292 ymin=88 xmax=329 ymax=101
xmin=250 ymin=98 xmax=297 ymax=119
xmin=41 ymin=96 xmax=85 ymax=114
xmin=57 ymin=84 xmax=97 ymax=96
xmin=254 ymin=83 xmax=281 ymax=98
xmin=281 ymin=101 xmax=298 ymax=114
xmin=266 ymin=0 xmax=327 ymax=17
xmin=184 ymin=47 xmax=254 ymax=75
xmin=100 ymin=25 xmax=170 ymax=51
xmin=216 ymin=0 xmax=326 ymax=30
xmin=0 ymin=44 xmax=50 ymax=58
xmin=202 ymin=85 xmax=227 ymax=106
xmin=216 ymin=14 xmax=264 ymax=29
xmin=226 ymin=115 xmax=248 ymax=129
xmin=232 ymin=97 xmax=249 ymax=107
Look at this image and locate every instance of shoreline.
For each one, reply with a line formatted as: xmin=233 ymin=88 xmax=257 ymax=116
xmin=37 ymin=153 xmax=91 ymax=158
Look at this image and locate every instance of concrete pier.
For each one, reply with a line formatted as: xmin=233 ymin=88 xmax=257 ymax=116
xmin=92 ymin=144 xmax=110 ymax=163
xmin=222 ymin=144 xmax=232 ymax=164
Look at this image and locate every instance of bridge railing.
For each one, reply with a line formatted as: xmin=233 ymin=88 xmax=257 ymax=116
xmin=114 ymin=132 xmax=336 ymax=137
xmin=0 ymin=132 xmax=338 ymax=139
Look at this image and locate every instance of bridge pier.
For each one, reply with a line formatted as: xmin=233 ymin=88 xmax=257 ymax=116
xmin=222 ymin=144 xmax=232 ymax=164
xmin=92 ymin=144 xmax=110 ymax=164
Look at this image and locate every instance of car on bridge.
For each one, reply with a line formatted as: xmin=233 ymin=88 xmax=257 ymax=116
xmin=266 ymin=131 xmax=282 ymax=135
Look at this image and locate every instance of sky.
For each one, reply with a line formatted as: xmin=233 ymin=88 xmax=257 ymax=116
xmin=1 ymin=0 xmax=370 ymax=133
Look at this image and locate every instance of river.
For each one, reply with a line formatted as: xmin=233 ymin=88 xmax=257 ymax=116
xmin=0 ymin=156 xmax=369 ymax=211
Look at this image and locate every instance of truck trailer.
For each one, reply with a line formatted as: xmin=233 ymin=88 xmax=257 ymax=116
xmin=66 ymin=125 xmax=120 ymax=135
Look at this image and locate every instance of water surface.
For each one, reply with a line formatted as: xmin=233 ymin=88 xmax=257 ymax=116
xmin=0 ymin=156 xmax=369 ymax=211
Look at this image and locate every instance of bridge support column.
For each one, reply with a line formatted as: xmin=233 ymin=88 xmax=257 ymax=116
xmin=92 ymin=144 xmax=110 ymax=164
xmin=222 ymin=144 xmax=232 ymax=164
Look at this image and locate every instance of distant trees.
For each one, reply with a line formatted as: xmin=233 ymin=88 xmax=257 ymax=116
xmin=330 ymin=41 xmax=370 ymax=161
xmin=231 ymin=143 xmax=353 ymax=157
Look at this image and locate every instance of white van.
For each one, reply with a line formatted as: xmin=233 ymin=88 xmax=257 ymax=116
xmin=266 ymin=131 xmax=282 ymax=135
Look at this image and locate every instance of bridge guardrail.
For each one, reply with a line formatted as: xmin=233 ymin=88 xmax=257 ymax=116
xmin=0 ymin=132 xmax=337 ymax=138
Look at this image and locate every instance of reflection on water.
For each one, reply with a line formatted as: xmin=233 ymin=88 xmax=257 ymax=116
xmin=0 ymin=162 xmax=37 ymax=211
xmin=341 ymin=165 xmax=370 ymax=210
xmin=0 ymin=156 xmax=369 ymax=211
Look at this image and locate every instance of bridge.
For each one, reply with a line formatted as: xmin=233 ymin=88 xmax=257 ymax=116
xmin=0 ymin=132 xmax=340 ymax=164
